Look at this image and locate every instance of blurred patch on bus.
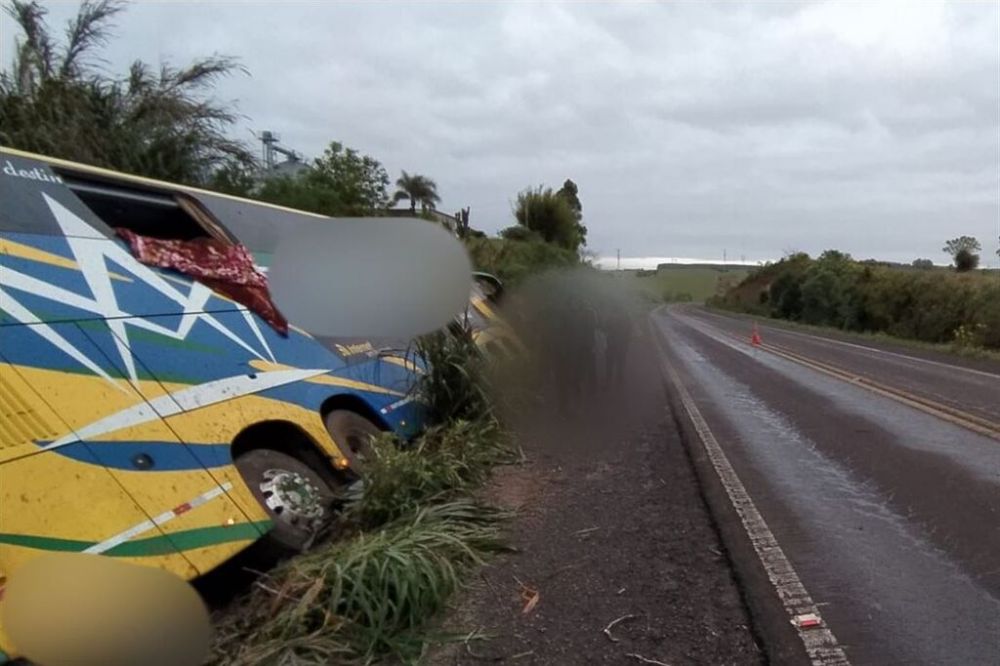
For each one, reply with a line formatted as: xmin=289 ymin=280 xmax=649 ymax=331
xmin=2 ymin=553 xmax=210 ymax=666
xmin=268 ymin=217 xmax=472 ymax=339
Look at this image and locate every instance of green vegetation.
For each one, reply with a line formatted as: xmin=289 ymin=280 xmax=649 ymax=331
xmin=625 ymin=265 xmax=750 ymax=303
xmin=508 ymin=183 xmax=586 ymax=253
xmin=212 ymin=329 xmax=515 ymax=664
xmin=712 ymin=251 xmax=1000 ymax=350
xmin=943 ymin=235 xmax=982 ymax=272
xmin=1 ymin=0 xmax=255 ymax=185
xmin=211 ymin=502 xmax=507 ymax=664
xmin=393 ymin=171 xmax=441 ymax=213
xmin=465 ymin=236 xmax=580 ymax=286
xmin=215 ymin=141 xmax=393 ymax=217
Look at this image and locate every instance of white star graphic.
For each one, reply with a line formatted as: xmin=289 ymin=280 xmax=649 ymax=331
xmin=0 ymin=194 xmax=276 ymax=391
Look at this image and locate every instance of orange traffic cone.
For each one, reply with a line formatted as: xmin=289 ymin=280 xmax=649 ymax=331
xmin=750 ymin=322 xmax=762 ymax=347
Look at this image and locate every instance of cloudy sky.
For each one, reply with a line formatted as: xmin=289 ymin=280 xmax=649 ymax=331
xmin=3 ymin=1 xmax=998 ymax=266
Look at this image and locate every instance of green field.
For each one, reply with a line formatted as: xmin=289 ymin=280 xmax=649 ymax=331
xmin=622 ymin=264 xmax=751 ymax=303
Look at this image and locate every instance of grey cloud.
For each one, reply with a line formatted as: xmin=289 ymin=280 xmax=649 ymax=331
xmin=1 ymin=1 xmax=997 ymax=265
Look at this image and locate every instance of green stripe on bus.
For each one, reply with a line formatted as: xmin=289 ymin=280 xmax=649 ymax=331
xmin=0 ymin=521 xmax=271 ymax=556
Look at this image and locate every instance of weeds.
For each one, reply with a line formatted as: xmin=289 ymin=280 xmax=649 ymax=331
xmin=210 ymin=502 xmax=507 ymax=665
xmin=350 ymin=420 xmax=512 ymax=528
xmin=414 ymin=327 xmax=493 ymax=423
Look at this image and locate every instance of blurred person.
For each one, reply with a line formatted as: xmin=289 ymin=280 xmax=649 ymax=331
xmin=603 ymin=299 xmax=634 ymax=390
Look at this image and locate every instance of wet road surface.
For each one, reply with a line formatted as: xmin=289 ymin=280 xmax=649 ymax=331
xmin=652 ymin=306 xmax=1000 ymax=666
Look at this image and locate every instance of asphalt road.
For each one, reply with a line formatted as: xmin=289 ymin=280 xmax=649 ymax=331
xmin=652 ymin=305 xmax=1000 ymax=666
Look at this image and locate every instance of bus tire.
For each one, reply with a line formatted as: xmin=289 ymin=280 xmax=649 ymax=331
xmin=324 ymin=410 xmax=383 ymax=475
xmin=234 ymin=448 xmax=338 ymax=552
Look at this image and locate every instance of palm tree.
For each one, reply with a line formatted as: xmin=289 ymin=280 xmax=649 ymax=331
xmin=393 ymin=170 xmax=441 ymax=213
xmin=0 ymin=0 xmax=254 ymax=185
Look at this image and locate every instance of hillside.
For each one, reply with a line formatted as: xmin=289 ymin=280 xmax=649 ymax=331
xmin=622 ymin=264 xmax=751 ymax=303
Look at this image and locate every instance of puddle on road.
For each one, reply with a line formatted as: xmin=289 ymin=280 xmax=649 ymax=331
xmin=657 ymin=314 xmax=1000 ymax=666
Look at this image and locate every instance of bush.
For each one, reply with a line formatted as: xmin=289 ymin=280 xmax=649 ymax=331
xmin=350 ymin=420 xmax=511 ymax=527
xmin=954 ymin=249 xmax=980 ymax=272
xmin=499 ymin=225 xmax=543 ymax=242
xmin=464 ymin=236 xmax=579 ymax=286
xmin=512 ymin=185 xmax=584 ymax=252
xmin=714 ymin=251 xmax=1000 ymax=349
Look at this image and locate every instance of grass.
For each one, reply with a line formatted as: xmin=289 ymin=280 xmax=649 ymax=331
xmin=210 ymin=502 xmax=508 ymax=665
xmin=704 ymin=303 xmax=1000 ymax=364
xmin=350 ymin=420 xmax=513 ymax=528
xmin=623 ymin=265 xmax=750 ymax=303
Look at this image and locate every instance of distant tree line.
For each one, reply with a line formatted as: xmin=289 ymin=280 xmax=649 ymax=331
xmin=712 ymin=247 xmax=1000 ymax=350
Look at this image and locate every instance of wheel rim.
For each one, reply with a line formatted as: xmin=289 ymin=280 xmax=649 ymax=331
xmin=347 ymin=433 xmax=370 ymax=461
xmin=258 ymin=467 xmax=327 ymax=529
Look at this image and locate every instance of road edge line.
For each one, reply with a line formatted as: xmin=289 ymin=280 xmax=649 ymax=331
xmin=650 ymin=308 xmax=851 ymax=666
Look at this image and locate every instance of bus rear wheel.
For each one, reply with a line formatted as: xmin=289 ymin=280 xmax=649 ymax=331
xmin=235 ymin=448 xmax=338 ymax=552
xmin=324 ymin=410 xmax=383 ymax=475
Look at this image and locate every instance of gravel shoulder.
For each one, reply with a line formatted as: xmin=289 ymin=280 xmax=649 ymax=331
xmin=428 ymin=329 xmax=763 ymax=665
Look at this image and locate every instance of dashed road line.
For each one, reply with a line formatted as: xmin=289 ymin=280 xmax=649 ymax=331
xmin=651 ymin=316 xmax=850 ymax=665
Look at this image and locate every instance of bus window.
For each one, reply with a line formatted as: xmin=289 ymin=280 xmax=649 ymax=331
xmin=60 ymin=174 xmax=234 ymax=243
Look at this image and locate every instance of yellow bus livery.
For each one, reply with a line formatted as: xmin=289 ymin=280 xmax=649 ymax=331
xmin=0 ymin=148 xmax=430 ymax=661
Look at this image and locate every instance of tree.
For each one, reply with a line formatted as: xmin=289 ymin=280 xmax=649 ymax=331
xmin=513 ymin=185 xmax=584 ymax=252
xmin=254 ymin=171 xmax=347 ymax=217
xmin=393 ymin=170 xmax=440 ymax=213
xmin=943 ymin=236 xmax=981 ymax=270
xmin=247 ymin=141 xmax=390 ymax=217
xmin=912 ymin=258 xmax=934 ymax=270
xmin=954 ymin=248 xmax=979 ymax=272
xmin=0 ymin=0 xmax=255 ymax=185
xmin=311 ymin=141 xmax=390 ymax=213
xmin=556 ymin=179 xmax=582 ymax=215
xmin=556 ymin=178 xmax=587 ymax=248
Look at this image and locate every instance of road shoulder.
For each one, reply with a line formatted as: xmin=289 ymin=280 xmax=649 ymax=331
xmin=428 ymin=331 xmax=761 ymax=665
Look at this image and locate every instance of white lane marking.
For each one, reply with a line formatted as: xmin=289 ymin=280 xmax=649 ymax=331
xmin=651 ymin=312 xmax=850 ymax=665
xmin=43 ymin=368 xmax=329 ymax=450
xmin=695 ymin=308 xmax=1000 ymax=381
xmin=84 ymin=482 xmax=233 ymax=554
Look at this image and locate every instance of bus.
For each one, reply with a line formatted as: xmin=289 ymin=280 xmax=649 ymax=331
xmin=0 ymin=147 xmax=453 ymax=661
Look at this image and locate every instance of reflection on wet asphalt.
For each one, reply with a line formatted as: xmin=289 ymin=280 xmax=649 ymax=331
xmin=654 ymin=308 xmax=1000 ymax=666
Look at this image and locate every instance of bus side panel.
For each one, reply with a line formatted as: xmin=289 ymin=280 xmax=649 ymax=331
xmin=0 ymin=321 xmax=263 ymax=574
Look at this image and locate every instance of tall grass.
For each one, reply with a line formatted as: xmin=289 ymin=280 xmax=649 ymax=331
xmin=210 ymin=502 xmax=507 ymax=665
xmin=350 ymin=421 xmax=512 ymax=528
xmin=414 ymin=327 xmax=493 ymax=423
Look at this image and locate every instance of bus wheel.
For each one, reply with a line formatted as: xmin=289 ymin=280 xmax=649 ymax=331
xmin=324 ymin=410 xmax=383 ymax=475
xmin=235 ymin=448 xmax=337 ymax=552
